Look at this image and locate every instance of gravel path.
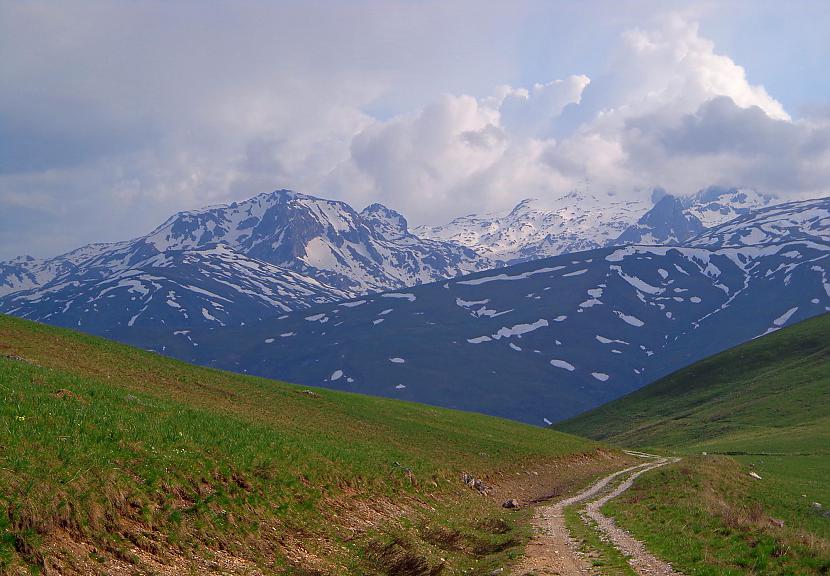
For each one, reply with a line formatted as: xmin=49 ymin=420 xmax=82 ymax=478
xmin=583 ymin=456 xmax=682 ymax=576
xmin=514 ymin=453 xmax=682 ymax=576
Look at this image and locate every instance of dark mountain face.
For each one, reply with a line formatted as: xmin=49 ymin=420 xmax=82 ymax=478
xmin=122 ymin=196 xmax=830 ymax=424
xmin=616 ymin=195 xmax=705 ymax=245
xmin=2 ymin=188 xmax=828 ymax=426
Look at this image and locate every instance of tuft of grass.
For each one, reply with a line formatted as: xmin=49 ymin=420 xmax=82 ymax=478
xmin=0 ymin=313 xmax=612 ymax=574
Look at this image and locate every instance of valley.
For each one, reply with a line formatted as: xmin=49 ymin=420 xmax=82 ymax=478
xmin=3 ymin=190 xmax=827 ymax=425
xmin=1 ymin=189 xmax=828 ymax=575
xmin=5 ymin=6 xmax=830 ymax=575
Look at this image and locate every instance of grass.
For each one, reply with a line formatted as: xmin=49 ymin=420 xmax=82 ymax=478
xmin=556 ymin=314 xmax=830 ymax=574
xmin=0 ymin=313 xmax=617 ymax=575
xmin=603 ymin=456 xmax=830 ymax=575
xmin=554 ymin=313 xmax=830 ymax=453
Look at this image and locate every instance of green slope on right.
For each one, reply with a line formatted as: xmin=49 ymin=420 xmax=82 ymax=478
xmin=555 ymin=312 xmax=830 ymax=455
xmin=556 ymin=313 xmax=830 ymax=575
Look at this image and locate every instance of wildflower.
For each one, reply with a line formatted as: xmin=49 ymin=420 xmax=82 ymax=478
xmin=16 ymin=415 xmax=25 ymax=421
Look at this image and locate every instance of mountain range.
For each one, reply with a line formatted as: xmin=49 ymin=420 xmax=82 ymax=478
xmin=414 ymin=186 xmax=772 ymax=264
xmin=131 ymin=196 xmax=830 ymax=424
xmin=0 ymin=190 xmax=487 ymax=330
xmin=1 ymin=185 xmax=826 ymax=424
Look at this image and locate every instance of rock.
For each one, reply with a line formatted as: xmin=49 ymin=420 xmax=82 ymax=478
xmin=300 ymin=389 xmax=320 ymax=398
xmin=502 ymin=499 xmax=519 ymax=509
xmin=473 ymin=478 xmax=489 ymax=493
xmin=811 ymin=502 xmax=822 ymax=509
xmin=769 ymin=518 xmax=785 ymax=528
xmin=749 ymin=471 xmax=762 ymax=480
xmin=490 ymin=569 xmax=504 ymax=575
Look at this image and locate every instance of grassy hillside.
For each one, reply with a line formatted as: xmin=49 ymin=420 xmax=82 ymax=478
xmin=555 ymin=313 xmax=830 ymax=454
xmin=0 ymin=314 xmax=625 ymax=575
xmin=556 ymin=314 xmax=830 ymax=574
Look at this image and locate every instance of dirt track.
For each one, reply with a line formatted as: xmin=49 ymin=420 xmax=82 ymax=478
xmin=513 ymin=452 xmax=682 ymax=575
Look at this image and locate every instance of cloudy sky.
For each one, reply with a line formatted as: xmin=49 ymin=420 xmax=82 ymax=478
xmin=2 ymin=1 xmax=829 ymax=260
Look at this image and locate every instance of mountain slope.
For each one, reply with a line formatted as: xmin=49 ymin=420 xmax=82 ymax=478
xmin=413 ymin=192 xmax=649 ymax=264
xmin=687 ymin=196 xmax=830 ymax=248
xmin=554 ymin=313 xmax=830 ymax=453
xmin=683 ymin=186 xmax=774 ymax=228
xmin=133 ymin=224 xmax=830 ymax=424
xmin=0 ymin=313 xmax=625 ymax=575
xmin=615 ymin=194 xmax=704 ymax=245
xmin=413 ymin=186 xmax=775 ymax=263
xmin=143 ymin=189 xmax=488 ymax=293
xmin=0 ymin=244 xmax=351 ymax=332
xmin=0 ymin=190 xmax=489 ymax=333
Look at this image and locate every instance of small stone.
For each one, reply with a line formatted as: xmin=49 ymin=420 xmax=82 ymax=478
xmin=502 ymin=499 xmax=519 ymax=509
xmin=749 ymin=471 xmax=762 ymax=480
xmin=811 ymin=502 xmax=822 ymax=509
xmin=490 ymin=569 xmax=504 ymax=575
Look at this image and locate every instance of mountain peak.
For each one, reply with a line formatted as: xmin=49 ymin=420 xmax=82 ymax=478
xmin=360 ymin=203 xmax=409 ymax=241
xmin=616 ymin=194 xmax=704 ymax=245
xmin=684 ymin=186 xmax=774 ymax=227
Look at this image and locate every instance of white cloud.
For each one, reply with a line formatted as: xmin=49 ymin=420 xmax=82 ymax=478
xmin=612 ymin=16 xmax=790 ymax=121
xmin=499 ymin=75 xmax=591 ymax=137
xmin=325 ymin=14 xmax=827 ymax=224
xmin=1 ymin=4 xmax=829 ymax=260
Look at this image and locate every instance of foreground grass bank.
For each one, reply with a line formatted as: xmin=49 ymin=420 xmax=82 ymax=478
xmin=557 ymin=314 xmax=830 ymax=574
xmin=0 ymin=314 xmax=623 ymax=575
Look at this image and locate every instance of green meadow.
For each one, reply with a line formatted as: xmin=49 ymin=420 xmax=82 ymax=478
xmin=0 ymin=313 xmax=613 ymax=575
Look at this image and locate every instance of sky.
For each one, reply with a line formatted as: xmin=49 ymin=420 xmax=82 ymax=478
xmin=1 ymin=0 xmax=830 ymax=260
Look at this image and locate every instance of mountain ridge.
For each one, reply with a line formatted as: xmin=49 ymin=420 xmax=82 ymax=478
xmin=122 ymin=197 xmax=830 ymax=424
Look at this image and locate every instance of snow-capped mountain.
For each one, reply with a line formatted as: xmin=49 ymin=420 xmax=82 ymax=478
xmin=688 ymin=196 xmax=830 ymax=248
xmin=0 ymin=245 xmax=351 ymax=332
xmin=141 ymin=189 xmax=488 ymax=293
xmin=684 ymin=186 xmax=774 ymax=228
xmin=413 ymin=192 xmax=649 ymax=264
xmin=138 ymin=208 xmax=830 ymax=423
xmin=3 ymin=189 xmax=826 ymax=424
xmin=414 ymin=186 xmax=776 ymax=261
xmin=0 ymin=242 xmax=131 ymax=297
xmin=0 ymin=189 xmax=489 ymax=331
xmin=616 ymin=195 xmax=705 ymax=245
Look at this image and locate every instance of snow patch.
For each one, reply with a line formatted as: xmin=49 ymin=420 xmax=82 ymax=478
xmin=773 ymin=307 xmax=798 ymax=326
xmin=382 ymin=292 xmax=416 ymax=301
xmin=613 ymin=310 xmax=645 ymax=327
xmin=550 ymin=359 xmax=575 ymax=371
